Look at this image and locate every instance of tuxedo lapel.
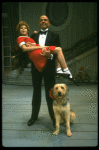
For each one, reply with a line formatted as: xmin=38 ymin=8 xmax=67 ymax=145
xmin=45 ymin=30 xmax=51 ymax=46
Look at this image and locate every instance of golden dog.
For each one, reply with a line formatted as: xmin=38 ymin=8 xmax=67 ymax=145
xmin=52 ymin=83 xmax=76 ymax=136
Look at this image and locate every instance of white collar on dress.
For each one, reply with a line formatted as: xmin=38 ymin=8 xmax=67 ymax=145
xmin=19 ymin=36 xmax=29 ymax=37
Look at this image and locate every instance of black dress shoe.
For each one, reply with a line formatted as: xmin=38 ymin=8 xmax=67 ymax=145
xmin=68 ymin=77 xmax=74 ymax=81
xmin=27 ymin=118 xmax=37 ymax=126
xmin=63 ymin=74 xmax=74 ymax=81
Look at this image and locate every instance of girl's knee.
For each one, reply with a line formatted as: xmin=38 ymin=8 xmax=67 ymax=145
xmin=57 ymin=47 xmax=62 ymax=51
xmin=55 ymin=47 xmax=62 ymax=53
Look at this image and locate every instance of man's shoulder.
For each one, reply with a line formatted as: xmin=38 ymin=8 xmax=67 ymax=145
xmin=48 ymin=30 xmax=59 ymax=36
xmin=48 ymin=30 xmax=61 ymax=47
xmin=48 ymin=30 xmax=60 ymax=40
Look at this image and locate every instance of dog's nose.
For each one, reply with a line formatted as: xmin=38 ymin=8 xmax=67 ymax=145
xmin=58 ymin=91 xmax=61 ymax=96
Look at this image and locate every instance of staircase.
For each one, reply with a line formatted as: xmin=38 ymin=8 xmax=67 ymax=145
xmin=2 ymin=32 xmax=97 ymax=85
xmin=63 ymin=32 xmax=97 ymax=61
xmin=3 ymin=67 xmax=73 ymax=85
xmin=3 ymin=68 xmax=32 ymax=85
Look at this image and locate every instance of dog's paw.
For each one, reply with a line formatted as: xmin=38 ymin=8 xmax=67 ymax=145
xmin=67 ymin=131 xmax=72 ymax=137
xmin=53 ymin=131 xmax=58 ymax=136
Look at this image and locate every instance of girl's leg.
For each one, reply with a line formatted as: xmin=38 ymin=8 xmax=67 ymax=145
xmin=54 ymin=47 xmax=67 ymax=69
xmin=54 ymin=47 xmax=72 ymax=78
xmin=56 ymin=59 xmax=64 ymax=76
xmin=56 ymin=59 xmax=61 ymax=69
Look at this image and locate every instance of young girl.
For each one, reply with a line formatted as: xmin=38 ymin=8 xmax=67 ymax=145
xmin=16 ymin=21 xmax=72 ymax=78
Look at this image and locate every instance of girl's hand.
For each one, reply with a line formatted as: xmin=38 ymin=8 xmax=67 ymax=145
xmin=25 ymin=42 xmax=36 ymax=47
xmin=25 ymin=42 xmax=32 ymax=47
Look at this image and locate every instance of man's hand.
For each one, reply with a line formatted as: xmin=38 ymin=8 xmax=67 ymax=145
xmin=39 ymin=47 xmax=51 ymax=58
xmin=12 ymin=56 xmax=15 ymax=58
xmin=34 ymin=31 xmax=38 ymax=34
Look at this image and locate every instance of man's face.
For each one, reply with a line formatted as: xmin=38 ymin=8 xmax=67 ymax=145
xmin=39 ymin=15 xmax=50 ymax=30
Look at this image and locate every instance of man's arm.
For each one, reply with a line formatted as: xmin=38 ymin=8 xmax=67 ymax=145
xmin=39 ymin=33 xmax=61 ymax=58
xmin=31 ymin=32 xmax=52 ymax=58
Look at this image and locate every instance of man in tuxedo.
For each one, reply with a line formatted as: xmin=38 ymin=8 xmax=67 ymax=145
xmin=27 ymin=15 xmax=61 ymax=127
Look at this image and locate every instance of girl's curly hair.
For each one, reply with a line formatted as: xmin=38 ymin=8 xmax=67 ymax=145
xmin=16 ymin=21 xmax=30 ymax=35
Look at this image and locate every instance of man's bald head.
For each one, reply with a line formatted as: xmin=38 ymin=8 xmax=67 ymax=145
xmin=39 ymin=15 xmax=50 ymax=30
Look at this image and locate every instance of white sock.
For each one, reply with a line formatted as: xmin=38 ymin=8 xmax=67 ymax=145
xmin=57 ymin=67 xmax=62 ymax=71
xmin=63 ymin=67 xmax=68 ymax=72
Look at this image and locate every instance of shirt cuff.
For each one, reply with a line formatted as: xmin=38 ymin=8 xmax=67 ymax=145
xmin=48 ymin=54 xmax=53 ymax=60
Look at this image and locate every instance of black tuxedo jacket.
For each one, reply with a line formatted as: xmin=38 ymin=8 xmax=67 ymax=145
xmin=31 ymin=30 xmax=61 ymax=47
xmin=30 ymin=30 xmax=61 ymax=76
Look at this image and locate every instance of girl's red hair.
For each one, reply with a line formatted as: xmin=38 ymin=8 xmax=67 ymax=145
xmin=16 ymin=21 xmax=30 ymax=35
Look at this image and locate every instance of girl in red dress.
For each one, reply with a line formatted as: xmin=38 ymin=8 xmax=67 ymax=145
xmin=16 ymin=21 xmax=72 ymax=78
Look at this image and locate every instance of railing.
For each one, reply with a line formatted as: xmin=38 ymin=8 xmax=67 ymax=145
xmin=63 ymin=32 xmax=97 ymax=61
xmin=3 ymin=32 xmax=97 ymax=85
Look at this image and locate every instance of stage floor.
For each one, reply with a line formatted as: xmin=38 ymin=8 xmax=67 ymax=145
xmin=2 ymin=83 xmax=98 ymax=147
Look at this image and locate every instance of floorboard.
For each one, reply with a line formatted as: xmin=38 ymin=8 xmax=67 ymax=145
xmin=2 ymin=84 xmax=98 ymax=147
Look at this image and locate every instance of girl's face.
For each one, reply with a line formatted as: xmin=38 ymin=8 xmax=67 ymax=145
xmin=20 ymin=25 xmax=28 ymax=36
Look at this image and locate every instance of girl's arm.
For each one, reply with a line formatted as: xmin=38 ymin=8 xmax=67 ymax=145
xmin=21 ymin=44 xmax=47 ymax=52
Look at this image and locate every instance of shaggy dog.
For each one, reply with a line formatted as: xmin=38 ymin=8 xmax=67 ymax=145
xmin=52 ymin=83 xmax=76 ymax=136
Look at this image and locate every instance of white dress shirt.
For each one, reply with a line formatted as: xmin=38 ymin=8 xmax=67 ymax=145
xmin=39 ymin=28 xmax=48 ymax=46
xmin=39 ymin=28 xmax=53 ymax=60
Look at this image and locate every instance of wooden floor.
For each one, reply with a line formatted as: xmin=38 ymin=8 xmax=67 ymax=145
xmin=2 ymin=83 xmax=98 ymax=147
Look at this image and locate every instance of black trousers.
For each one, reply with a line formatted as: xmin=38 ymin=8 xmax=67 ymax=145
xmin=31 ymin=59 xmax=56 ymax=121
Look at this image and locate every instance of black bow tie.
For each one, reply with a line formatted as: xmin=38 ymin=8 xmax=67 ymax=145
xmin=39 ymin=30 xmax=48 ymax=35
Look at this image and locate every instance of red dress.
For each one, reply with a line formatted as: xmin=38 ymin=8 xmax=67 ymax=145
xmin=16 ymin=36 xmax=56 ymax=72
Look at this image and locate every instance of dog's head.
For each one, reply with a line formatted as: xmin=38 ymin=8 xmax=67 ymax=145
xmin=52 ymin=83 xmax=69 ymax=100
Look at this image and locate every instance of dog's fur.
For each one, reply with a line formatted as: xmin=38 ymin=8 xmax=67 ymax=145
xmin=52 ymin=83 xmax=76 ymax=136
